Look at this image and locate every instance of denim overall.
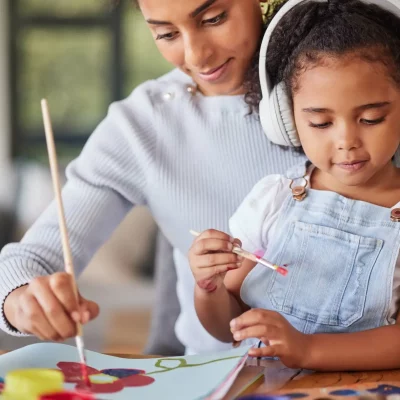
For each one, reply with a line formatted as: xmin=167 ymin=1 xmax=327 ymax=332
xmin=241 ymin=162 xmax=400 ymax=345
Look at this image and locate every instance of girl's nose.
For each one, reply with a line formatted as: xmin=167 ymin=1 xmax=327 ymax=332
xmin=335 ymin=125 xmax=362 ymax=151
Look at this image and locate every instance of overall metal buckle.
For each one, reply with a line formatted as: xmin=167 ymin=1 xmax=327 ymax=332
xmin=289 ymin=175 xmax=309 ymax=202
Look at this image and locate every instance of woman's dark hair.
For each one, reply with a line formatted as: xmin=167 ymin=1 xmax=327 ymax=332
xmin=244 ymin=0 xmax=400 ymax=112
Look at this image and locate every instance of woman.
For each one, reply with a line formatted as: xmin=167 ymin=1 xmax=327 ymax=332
xmin=0 ymin=0 xmax=302 ymax=355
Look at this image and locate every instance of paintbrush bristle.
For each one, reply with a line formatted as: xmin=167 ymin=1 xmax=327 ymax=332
xmin=75 ymin=335 xmax=87 ymax=364
xmin=75 ymin=336 xmax=91 ymax=387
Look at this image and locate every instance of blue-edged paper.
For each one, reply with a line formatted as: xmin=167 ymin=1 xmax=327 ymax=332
xmin=0 ymin=343 xmax=250 ymax=400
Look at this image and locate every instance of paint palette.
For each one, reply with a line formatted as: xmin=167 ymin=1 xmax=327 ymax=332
xmin=0 ymin=343 xmax=251 ymax=400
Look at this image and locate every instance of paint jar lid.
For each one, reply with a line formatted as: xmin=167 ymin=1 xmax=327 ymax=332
xmin=2 ymin=368 xmax=64 ymax=400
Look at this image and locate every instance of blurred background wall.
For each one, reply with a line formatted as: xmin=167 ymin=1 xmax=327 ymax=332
xmin=0 ymin=0 xmax=173 ymax=354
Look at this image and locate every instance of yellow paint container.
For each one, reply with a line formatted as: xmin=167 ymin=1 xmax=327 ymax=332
xmin=2 ymin=368 xmax=64 ymax=400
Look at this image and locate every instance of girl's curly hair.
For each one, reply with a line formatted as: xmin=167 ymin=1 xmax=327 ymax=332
xmin=244 ymin=0 xmax=400 ymax=113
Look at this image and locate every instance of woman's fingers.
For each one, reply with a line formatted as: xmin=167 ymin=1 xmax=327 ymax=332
xmin=19 ymin=291 xmax=61 ymax=341
xmin=3 ymin=273 xmax=99 ymax=342
xmin=49 ymin=273 xmax=79 ymax=315
xmin=78 ymin=295 xmax=100 ymax=324
xmin=31 ymin=278 xmax=77 ymax=339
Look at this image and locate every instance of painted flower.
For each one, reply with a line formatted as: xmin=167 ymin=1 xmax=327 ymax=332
xmin=57 ymin=362 xmax=155 ymax=394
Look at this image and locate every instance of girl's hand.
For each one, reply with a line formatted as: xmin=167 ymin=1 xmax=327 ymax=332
xmin=188 ymin=229 xmax=243 ymax=293
xmin=3 ymin=272 xmax=100 ymax=341
xmin=230 ymin=308 xmax=311 ymax=369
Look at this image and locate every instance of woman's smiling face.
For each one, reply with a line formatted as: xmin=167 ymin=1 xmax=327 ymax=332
xmin=138 ymin=0 xmax=263 ymax=96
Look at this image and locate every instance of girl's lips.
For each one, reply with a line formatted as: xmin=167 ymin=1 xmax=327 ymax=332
xmin=198 ymin=59 xmax=232 ymax=82
xmin=336 ymin=160 xmax=367 ymax=172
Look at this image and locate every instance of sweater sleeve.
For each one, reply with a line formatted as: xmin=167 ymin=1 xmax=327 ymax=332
xmin=229 ymin=174 xmax=289 ymax=254
xmin=0 ymin=82 xmax=158 ymax=335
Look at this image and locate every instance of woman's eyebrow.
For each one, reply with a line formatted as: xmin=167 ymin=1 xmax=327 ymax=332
xmin=189 ymin=0 xmax=218 ymax=18
xmin=146 ymin=0 xmax=218 ymax=25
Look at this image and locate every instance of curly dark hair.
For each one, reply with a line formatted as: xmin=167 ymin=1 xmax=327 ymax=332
xmin=244 ymin=0 xmax=400 ymax=112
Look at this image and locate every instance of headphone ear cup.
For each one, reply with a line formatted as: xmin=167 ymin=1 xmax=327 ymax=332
xmin=259 ymin=96 xmax=275 ymax=143
xmin=259 ymin=87 xmax=293 ymax=146
xmin=275 ymin=82 xmax=301 ymax=147
xmin=259 ymin=81 xmax=299 ymax=147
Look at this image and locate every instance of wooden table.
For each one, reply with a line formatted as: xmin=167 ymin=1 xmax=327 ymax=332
xmin=237 ymin=358 xmax=400 ymax=399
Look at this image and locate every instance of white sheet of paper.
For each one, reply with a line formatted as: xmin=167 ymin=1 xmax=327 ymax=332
xmin=0 ymin=343 xmax=251 ymax=400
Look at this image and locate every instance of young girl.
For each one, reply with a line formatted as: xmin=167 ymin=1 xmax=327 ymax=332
xmin=189 ymin=0 xmax=400 ymax=370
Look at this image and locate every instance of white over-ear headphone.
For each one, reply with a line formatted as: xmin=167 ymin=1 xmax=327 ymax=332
xmin=259 ymin=0 xmax=400 ymax=147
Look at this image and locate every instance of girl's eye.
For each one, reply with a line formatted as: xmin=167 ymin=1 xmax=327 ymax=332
xmin=202 ymin=11 xmax=227 ymax=26
xmin=155 ymin=31 xmax=178 ymax=41
xmin=360 ymin=117 xmax=385 ymax=125
xmin=309 ymin=122 xmax=332 ymax=129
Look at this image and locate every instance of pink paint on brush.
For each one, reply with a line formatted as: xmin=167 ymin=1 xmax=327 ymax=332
xmin=254 ymin=251 xmax=288 ymax=277
xmin=277 ymin=266 xmax=288 ymax=276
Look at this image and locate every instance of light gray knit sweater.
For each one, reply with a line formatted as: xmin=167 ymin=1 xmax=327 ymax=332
xmin=0 ymin=69 xmax=305 ymax=353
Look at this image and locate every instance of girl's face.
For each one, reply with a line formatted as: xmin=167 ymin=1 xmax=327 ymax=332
xmin=138 ymin=0 xmax=262 ymax=96
xmin=293 ymin=55 xmax=400 ymax=189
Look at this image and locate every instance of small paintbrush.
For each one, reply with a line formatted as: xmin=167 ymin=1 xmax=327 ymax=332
xmin=190 ymin=230 xmax=288 ymax=276
xmin=41 ymin=99 xmax=90 ymax=386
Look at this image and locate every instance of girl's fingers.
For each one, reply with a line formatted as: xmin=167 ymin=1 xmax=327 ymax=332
xmin=197 ymin=252 xmax=242 ymax=268
xmin=233 ymin=238 xmax=242 ymax=248
xmin=248 ymin=345 xmax=277 ymax=359
xmin=232 ymin=324 xmax=278 ymax=342
xmin=230 ymin=308 xmax=279 ymax=331
xmin=196 ymin=263 xmax=241 ymax=282
xmin=196 ymin=229 xmax=234 ymax=241
xmin=193 ymin=238 xmax=235 ymax=255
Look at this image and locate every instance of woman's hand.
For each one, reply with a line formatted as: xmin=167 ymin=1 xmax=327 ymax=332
xmin=230 ymin=308 xmax=311 ymax=368
xmin=189 ymin=229 xmax=243 ymax=293
xmin=3 ymin=272 xmax=99 ymax=341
